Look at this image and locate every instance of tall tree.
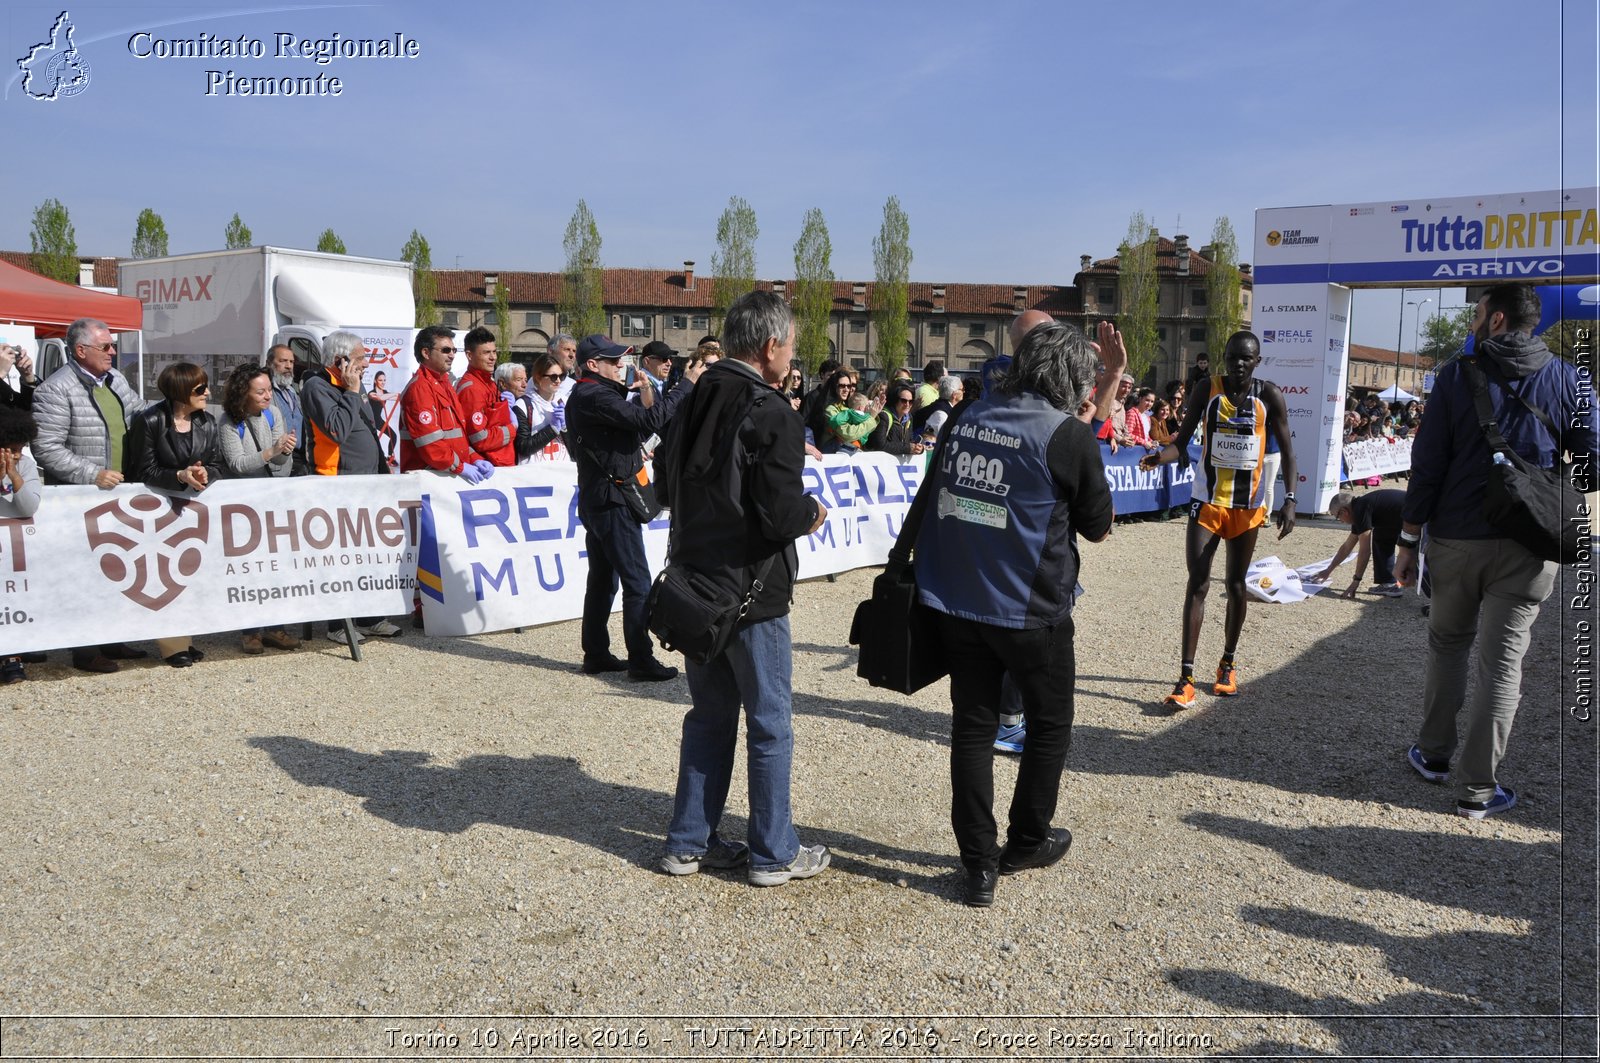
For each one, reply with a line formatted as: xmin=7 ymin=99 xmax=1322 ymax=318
xmin=1204 ymin=216 xmax=1242 ymax=354
xmin=1116 ymin=211 xmax=1160 ymax=382
xmin=871 ymin=196 xmax=912 ymax=375
xmin=316 ymin=228 xmax=346 ymax=255
xmin=131 ymin=208 xmax=169 ymax=259
xmin=792 ymin=207 xmax=835 ymax=375
xmin=493 ymin=279 xmax=512 ymax=360
xmin=29 ymin=198 xmax=77 ymax=283
xmin=1540 ymin=318 xmax=1595 ymax=366
xmin=1419 ymin=306 xmax=1472 ymax=364
xmin=399 ymin=230 xmax=438 ymax=327
xmin=224 ymin=213 xmax=253 ymax=249
xmin=559 ymin=199 xmax=605 ymax=339
xmin=711 ymin=195 xmax=759 ymax=328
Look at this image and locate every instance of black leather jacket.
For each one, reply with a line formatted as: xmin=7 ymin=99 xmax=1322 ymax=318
xmin=122 ymin=401 xmax=223 ymax=492
xmin=565 ymin=372 xmax=688 ymax=514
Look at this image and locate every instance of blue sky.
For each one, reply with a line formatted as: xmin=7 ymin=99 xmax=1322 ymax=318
xmin=2 ymin=0 xmax=1594 ymax=349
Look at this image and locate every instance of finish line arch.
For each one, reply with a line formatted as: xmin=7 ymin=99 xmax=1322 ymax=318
xmin=1252 ymin=186 xmax=1599 ymax=513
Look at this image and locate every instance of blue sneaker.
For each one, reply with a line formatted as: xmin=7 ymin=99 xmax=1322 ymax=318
xmin=994 ymin=721 xmax=1026 ymax=755
xmin=1406 ymin=744 xmax=1450 ymax=783
xmin=1457 ymin=786 xmax=1517 ymax=820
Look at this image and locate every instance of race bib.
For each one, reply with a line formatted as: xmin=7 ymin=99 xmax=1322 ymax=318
xmin=1208 ymin=423 xmax=1258 ymax=470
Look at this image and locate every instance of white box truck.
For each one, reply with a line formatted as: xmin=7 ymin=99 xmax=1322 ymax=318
xmin=118 ymin=246 xmax=415 ymax=389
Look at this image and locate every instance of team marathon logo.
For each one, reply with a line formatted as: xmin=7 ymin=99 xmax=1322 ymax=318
xmin=17 ymin=11 xmax=91 ymax=101
xmin=84 ymin=495 xmax=208 ymax=611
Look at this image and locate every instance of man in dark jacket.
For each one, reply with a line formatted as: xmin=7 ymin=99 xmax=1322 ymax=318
xmin=565 ymin=334 xmax=696 ymax=680
xmin=1395 ymin=283 xmax=1595 ymax=820
xmin=657 ymin=290 xmax=830 ymax=887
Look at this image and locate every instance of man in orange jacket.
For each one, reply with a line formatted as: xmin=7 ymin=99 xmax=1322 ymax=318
xmin=400 ymin=325 xmax=493 ymax=482
xmin=454 ymin=326 xmax=516 ymax=467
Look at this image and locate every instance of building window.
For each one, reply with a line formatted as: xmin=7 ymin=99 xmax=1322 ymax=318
xmin=442 ymin=310 xmax=459 ymax=327
xmin=670 ymin=314 xmax=688 ymax=330
xmin=523 ymin=311 xmax=542 ymax=328
xmin=620 ymin=314 xmax=652 ymax=338
xmin=968 ymin=323 xmax=986 ymax=337
xmin=850 ymin=357 xmax=866 ymax=370
xmin=484 ymin=310 xmax=498 ymax=326
xmin=1191 ymin=289 xmax=1208 ymax=307
xmin=929 ymin=322 xmax=947 ymax=338
xmin=1157 ymin=327 xmax=1167 ymax=341
xmin=1189 ymin=327 xmax=1206 ymax=342
xmin=849 ymin=319 xmax=867 ymax=333
xmin=690 ymin=314 xmax=709 ymax=332
xmin=1098 ymin=286 xmax=1115 ymax=305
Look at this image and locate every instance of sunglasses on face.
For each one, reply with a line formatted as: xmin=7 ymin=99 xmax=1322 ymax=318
xmin=543 ymin=372 xmax=564 ymax=381
xmin=191 ymin=383 xmax=210 ymax=396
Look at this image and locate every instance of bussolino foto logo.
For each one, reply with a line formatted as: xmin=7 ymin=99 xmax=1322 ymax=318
xmin=17 ymin=11 xmax=91 ymax=101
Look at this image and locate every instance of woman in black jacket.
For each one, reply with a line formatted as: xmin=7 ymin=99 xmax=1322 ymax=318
xmin=122 ymin=361 xmax=223 ymax=668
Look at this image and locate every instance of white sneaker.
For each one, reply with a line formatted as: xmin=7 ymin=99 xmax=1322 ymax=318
xmin=749 ymin=844 xmax=830 ymax=887
xmin=327 ymin=627 xmax=365 ymax=646
xmin=361 ymin=619 xmax=403 ymax=638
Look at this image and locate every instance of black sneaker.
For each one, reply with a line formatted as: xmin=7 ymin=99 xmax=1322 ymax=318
xmin=998 ymin=827 xmax=1073 ymax=876
xmin=628 ymin=659 xmax=679 ymax=682
xmin=580 ymin=654 xmax=629 ymax=674
xmin=963 ymin=866 xmax=997 ymax=908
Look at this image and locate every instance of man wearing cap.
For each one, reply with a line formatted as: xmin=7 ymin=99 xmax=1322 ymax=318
xmin=632 ymin=340 xmax=675 ymax=407
xmin=566 ymin=334 xmax=702 ymax=681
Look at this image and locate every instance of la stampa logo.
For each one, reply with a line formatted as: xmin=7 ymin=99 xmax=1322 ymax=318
xmin=84 ymin=495 xmax=208 ymax=611
xmin=17 ymin=11 xmax=91 ymax=102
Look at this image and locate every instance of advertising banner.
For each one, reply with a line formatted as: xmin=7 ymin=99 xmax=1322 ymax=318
xmin=1100 ymin=443 xmax=1196 ymax=514
xmin=1342 ymin=437 xmax=1413 ymax=480
xmin=417 ymin=453 xmax=928 ymax=637
xmin=0 ymin=476 xmax=422 ymax=654
xmin=351 ymin=325 xmax=412 ymax=471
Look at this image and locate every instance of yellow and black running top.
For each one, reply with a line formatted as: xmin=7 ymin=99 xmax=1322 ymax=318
xmin=1193 ymin=375 xmax=1267 ymax=510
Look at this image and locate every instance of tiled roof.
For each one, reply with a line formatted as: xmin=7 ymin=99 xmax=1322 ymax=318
xmin=433 ymin=268 xmax=1080 ymax=317
xmin=1348 ymin=342 xmax=1433 ymax=370
xmin=0 ymin=251 xmax=119 ymax=287
xmin=1077 ymin=237 xmax=1253 ymax=287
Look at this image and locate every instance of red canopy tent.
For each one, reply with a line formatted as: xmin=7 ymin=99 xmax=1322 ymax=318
xmin=0 ymin=258 xmax=142 ymax=337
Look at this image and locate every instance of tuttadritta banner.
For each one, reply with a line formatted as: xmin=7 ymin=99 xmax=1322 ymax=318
xmin=0 ymin=476 xmax=423 ymax=654
xmin=1253 ymin=185 xmax=1599 ymax=514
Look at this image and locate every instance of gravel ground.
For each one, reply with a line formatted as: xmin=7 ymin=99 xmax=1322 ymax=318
xmin=0 ymin=512 xmax=1592 ymax=1060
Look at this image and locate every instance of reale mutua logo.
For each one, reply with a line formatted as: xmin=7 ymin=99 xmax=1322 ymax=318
xmin=18 ymin=11 xmax=91 ymax=101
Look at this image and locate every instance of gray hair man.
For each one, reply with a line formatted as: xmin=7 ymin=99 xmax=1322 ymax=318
xmin=31 ymin=317 xmax=152 ymax=671
xmin=548 ymin=333 xmax=578 ymax=401
xmin=658 ymin=290 xmax=831 ymax=887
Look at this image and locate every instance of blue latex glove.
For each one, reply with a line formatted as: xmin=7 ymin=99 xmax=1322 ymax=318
xmin=550 ymin=403 xmax=567 ymax=432
xmin=459 ymin=462 xmax=487 ymax=485
xmin=500 ymin=390 xmax=516 ymax=406
xmin=473 ymin=459 xmax=495 ymax=479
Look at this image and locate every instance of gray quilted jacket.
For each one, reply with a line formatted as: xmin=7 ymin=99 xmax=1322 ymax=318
xmin=32 ymin=364 xmax=147 ymax=485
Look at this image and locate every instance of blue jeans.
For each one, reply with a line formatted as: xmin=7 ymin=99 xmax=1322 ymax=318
xmin=580 ymin=504 xmax=655 ymax=666
xmin=666 ymin=616 xmax=798 ymax=872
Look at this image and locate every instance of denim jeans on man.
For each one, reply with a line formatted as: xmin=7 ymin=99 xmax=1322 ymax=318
xmin=580 ymin=504 xmax=655 ymax=666
xmin=666 ymin=616 xmax=798 ymax=872
xmin=938 ymin=612 xmax=1077 ymax=872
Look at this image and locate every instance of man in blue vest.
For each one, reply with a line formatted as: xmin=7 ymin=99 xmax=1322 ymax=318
xmin=911 ymin=322 xmax=1117 ymax=907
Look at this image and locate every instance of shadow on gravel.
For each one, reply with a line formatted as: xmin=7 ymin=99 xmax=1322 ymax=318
xmin=792 ymin=693 xmax=950 ymax=744
xmin=246 ymin=736 xmax=953 ymax=899
xmin=401 ymin=634 xmax=696 ymax=704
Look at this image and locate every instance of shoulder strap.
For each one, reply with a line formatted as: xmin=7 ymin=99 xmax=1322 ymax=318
xmin=887 ymin=404 xmax=966 ymax=564
xmin=1460 ymin=357 xmax=1522 ymax=455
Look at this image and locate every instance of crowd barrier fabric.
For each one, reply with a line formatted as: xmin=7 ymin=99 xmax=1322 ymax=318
xmin=1341 ymin=437 xmax=1413 ymax=481
xmin=1 ymin=476 xmax=422 ymax=654
xmin=4 ymin=444 xmax=1206 ymax=653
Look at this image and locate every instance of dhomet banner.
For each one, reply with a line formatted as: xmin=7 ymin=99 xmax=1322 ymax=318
xmin=416 ymin=453 xmax=927 ymax=637
xmin=0 ymin=476 xmax=422 ymax=654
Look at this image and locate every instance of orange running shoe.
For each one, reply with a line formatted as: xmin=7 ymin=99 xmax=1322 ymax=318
xmin=1214 ymin=662 xmax=1239 ymax=696
xmin=1163 ymin=678 xmax=1197 ymax=708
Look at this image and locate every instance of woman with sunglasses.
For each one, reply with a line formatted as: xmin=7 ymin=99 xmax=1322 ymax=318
xmin=523 ymin=352 xmax=570 ymax=462
xmin=820 ymin=369 xmax=875 ymax=453
xmin=122 ymin=362 xmax=223 ymax=668
xmin=217 ymin=364 xmax=301 ymax=655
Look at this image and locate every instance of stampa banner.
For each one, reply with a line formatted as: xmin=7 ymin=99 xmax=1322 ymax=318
xmin=0 ymin=476 xmax=422 ymax=654
xmin=417 ymin=453 xmax=927 ymax=637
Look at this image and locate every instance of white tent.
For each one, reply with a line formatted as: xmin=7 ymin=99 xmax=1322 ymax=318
xmin=1377 ymin=385 xmax=1418 ymax=402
